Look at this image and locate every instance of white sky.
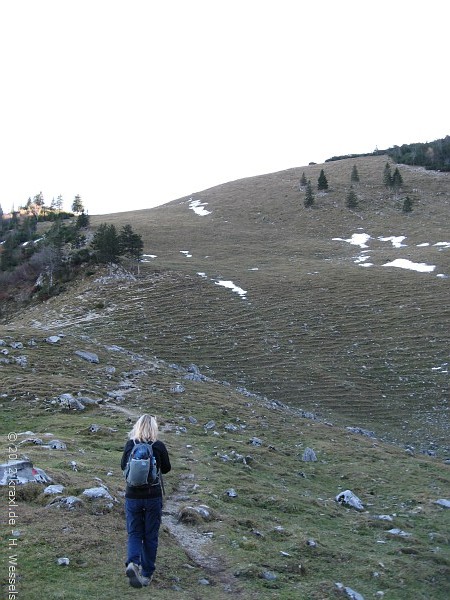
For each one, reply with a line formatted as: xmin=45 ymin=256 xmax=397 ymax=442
xmin=0 ymin=0 xmax=447 ymax=215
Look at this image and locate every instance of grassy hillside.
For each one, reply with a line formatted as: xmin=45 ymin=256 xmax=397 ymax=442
xmin=1 ymin=155 xmax=449 ymax=598
xmin=15 ymin=154 xmax=448 ymax=453
xmin=0 ymin=324 xmax=449 ymax=599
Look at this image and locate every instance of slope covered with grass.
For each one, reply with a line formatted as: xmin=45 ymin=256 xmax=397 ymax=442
xmin=1 ymin=155 xmax=449 ymax=598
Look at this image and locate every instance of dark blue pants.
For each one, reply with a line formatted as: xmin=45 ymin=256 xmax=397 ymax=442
xmin=125 ymin=496 xmax=163 ymax=577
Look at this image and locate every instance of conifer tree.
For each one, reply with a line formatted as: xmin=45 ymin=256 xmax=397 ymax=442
xmin=402 ymin=196 xmax=413 ymax=213
xmin=304 ymin=181 xmax=314 ymax=207
xmin=392 ymin=167 xmax=403 ymax=191
xmin=119 ymin=224 xmax=144 ymax=273
xmin=300 ymin=172 xmax=307 ymax=187
xmin=346 ymin=186 xmax=358 ymax=209
xmin=91 ymin=223 xmax=120 ymax=264
xmin=76 ymin=211 xmax=90 ymax=229
xmin=72 ymin=195 xmax=84 ymax=214
xmin=351 ymin=165 xmax=360 ymax=183
xmin=317 ymin=169 xmax=328 ymax=190
xmin=383 ymin=162 xmax=393 ymax=187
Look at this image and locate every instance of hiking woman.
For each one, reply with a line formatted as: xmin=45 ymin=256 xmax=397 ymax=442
xmin=121 ymin=413 xmax=171 ymax=588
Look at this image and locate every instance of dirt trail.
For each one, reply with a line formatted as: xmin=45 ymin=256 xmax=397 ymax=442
xmin=103 ymin=402 xmax=241 ymax=594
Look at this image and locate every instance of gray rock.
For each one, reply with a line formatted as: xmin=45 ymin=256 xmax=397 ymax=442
xmin=387 ymin=528 xmax=411 ymax=537
xmin=10 ymin=342 xmax=24 ymax=349
xmin=57 ymin=557 xmax=70 ymax=566
xmin=335 ymin=490 xmax=364 ymax=511
xmin=82 ymin=487 xmax=113 ymax=500
xmin=184 ymin=373 xmax=204 ymax=382
xmin=249 ymin=437 xmax=263 ymax=446
xmin=0 ymin=460 xmax=52 ymax=485
xmin=48 ymin=439 xmax=67 ymax=450
xmin=75 ymin=350 xmax=99 ymax=364
xmin=224 ymin=423 xmax=239 ymax=432
xmin=225 ymin=488 xmax=237 ymax=498
xmin=48 ymin=496 xmax=82 ymax=509
xmin=12 ymin=356 xmax=28 ymax=367
xmin=44 ymin=484 xmax=65 ymax=495
xmin=45 ymin=336 xmax=61 ymax=344
xmin=55 ymin=394 xmax=86 ymax=411
xmin=261 ymin=571 xmax=277 ymax=581
xmin=188 ymin=416 xmax=198 ymax=424
xmin=77 ymin=396 xmax=99 ymax=406
xmin=435 ymin=499 xmax=450 ymax=508
xmin=302 ymin=447 xmax=317 ymax=462
xmin=346 ymin=426 xmax=376 ymax=438
xmin=335 ymin=582 xmax=365 ymax=599
xmin=19 ymin=438 xmax=44 ymax=446
xmin=204 ymin=420 xmax=216 ymax=430
xmin=170 ymin=384 xmax=185 ymax=393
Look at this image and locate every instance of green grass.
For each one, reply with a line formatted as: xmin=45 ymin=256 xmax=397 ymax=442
xmin=1 ymin=155 xmax=450 ymax=598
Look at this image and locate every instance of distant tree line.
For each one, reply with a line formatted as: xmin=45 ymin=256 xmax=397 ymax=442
xmin=325 ymin=136 xmax=450 ymax=172
xmin=385 ymin=136 xmax=450 ymax=171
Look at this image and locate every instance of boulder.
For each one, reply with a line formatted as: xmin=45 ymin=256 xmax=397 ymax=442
xmin=44 ymin=484 xmax=65 ymax=495
xmin=302 ymin=447 xmax=317 ymax=462
xmin=82 ymin=487 xmax=113 ymax=500
xmin=335 ymin=490 xmax=364 ymax=511
xmin=0 ymin=460 xmax=52 ymax=485
xmin=75 ymin=350 xmax=99 ymax=364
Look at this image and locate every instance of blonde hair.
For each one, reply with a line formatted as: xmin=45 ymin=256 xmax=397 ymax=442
xmin=128 ymin=414 xmax=158 ymax=442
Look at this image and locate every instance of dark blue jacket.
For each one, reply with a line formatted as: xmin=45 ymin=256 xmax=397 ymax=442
xmin=121 ymin=439 xmax=171 ymax=499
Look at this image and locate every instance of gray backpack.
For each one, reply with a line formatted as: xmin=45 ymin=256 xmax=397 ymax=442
xmin=124 ymin=441 xmax=158 ymax=487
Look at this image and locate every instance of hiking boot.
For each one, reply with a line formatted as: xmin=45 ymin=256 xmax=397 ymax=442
xmin=125 ymin=562 xmax=143 ymax=588
xmin=141 ymin=574 xmax=153 ymax=586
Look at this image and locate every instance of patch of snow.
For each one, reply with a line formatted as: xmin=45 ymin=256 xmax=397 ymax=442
xmin=432 ymin=363 xmax=448 ymax=374
xmin=215 ymin=280 xmax=247 ymax=299
xmin=180 ymin=250 xmax=192 ymax=258
xmin=417 ymin=243 xmax=430 ymax=247
xmin=142 ymin=254 xmax=157 ymax=262
xmin=197 ymin=272 xmax=207 ymax=278
xmin=189 ymin=198 xmax=211 ymax=216
xmin=332 ymin=233 xmax=371 ymax=248
xmin=434 ymin=242 xmax=450 ymax=249
xmin=383 ymin=259 xmax=435 ymax=273
xmin=249 ymin=267 xmax=259 ymax=271
xmin=378 ymin=236 xmax=407 ymax=248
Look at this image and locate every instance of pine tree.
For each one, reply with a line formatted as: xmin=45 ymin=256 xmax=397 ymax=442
xmin=76 ymin=211 xmax=90 ymax=229
xmin=351 ymin=165 xmax=360 ymax=183
xmin=402 ymin=196 xmax=413 ymax=213
xmin=91 ymin=224 xmax=120 ymax=264
xmin=392 ymin=167 xmax=403 ymax=191
xmin=304 ymin=181 xmax=314 ymax=207
xmin=317 ymin=169 xmax=328 ymax=190
xmin=72 ymin=195 xmax=84 ymax=214
xmin=383 ymin=162 xmax=393 ymax=187
xmin=119 ymin=224 xmax=144 ymax=273
xmin=346 ymin=186 xmax=358 ymax=209
xmin=300 ymin=172 xmax=307 ymax=187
